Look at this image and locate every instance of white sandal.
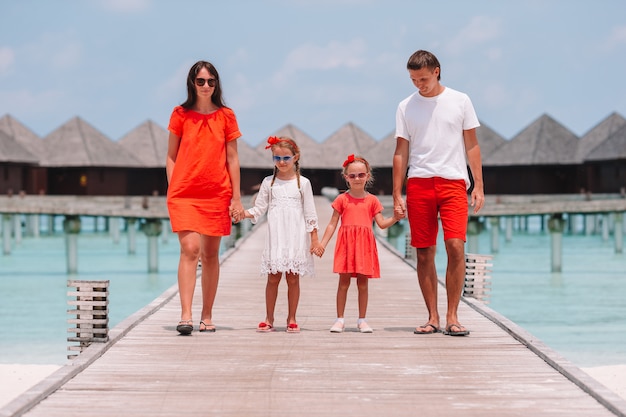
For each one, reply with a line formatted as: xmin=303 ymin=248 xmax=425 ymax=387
xmin=330 ymin=320 xmax=344 ymax=333
xmin=358 ymin=320 xmax=373 ymax=333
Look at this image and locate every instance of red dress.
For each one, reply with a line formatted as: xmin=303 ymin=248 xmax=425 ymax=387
xmin=166 ymin=106 xmax=241 ymax=236
xmin=331 ymin=192 xmax=383 ymax=278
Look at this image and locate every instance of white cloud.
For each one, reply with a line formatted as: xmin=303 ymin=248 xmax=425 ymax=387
xmin=446 ymin=16 xmax=502 ymax=55
xmin=606 ymin=25 xmax=626 ymax=49
xmin=98 ymin=0 xmax=151 ymax=13
xmin=50 ymin=41 xmax=82 ymax=70
xmin=0 ymin=89 xmax=66 ymax=119
xmin=484 ymin=47 xmax=502 ymax=62
xmin=22 ymin=32 xmax=82 ymax=70
xmin=227 ymin=48 xmax=250 ymax=67
xmin=482 ymin=82 xmax=508 ymax=107
xmin=272 ymin=39 xmax=367 ymax=85
xmin=0 ymin=47 xmax=15 ymax=75
xmin=156 ymin=61 xmax=193 ymax=102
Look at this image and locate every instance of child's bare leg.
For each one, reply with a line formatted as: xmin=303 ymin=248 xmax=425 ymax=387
xmin=356 ymin=275 xmax=369 ymax=319
xmin=336 ymin=274 xmax=351 ymax=318
xmin=265 ymin=273 xmax=282 ymax=326
xmin=285 ymin=272 xmax=300 ymax=325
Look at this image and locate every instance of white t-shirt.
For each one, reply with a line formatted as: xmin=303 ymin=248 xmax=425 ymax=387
xmin=395 ymin=86 xmax=479 ymax=189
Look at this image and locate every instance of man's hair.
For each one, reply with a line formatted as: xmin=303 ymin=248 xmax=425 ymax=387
xmin=407 ymin=50 xmax=441 ymax=81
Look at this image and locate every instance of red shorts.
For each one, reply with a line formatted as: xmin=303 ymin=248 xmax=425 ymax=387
xmin=406 ymin=177 xmax=468 ymax=248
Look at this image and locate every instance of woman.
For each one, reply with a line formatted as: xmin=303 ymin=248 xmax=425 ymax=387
xmin=166 ymin=60 xmax=243 ymax=335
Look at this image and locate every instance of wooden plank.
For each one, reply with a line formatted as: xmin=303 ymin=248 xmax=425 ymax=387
xmin=12 ymin=196 xmax=626 ymax=417
xmin=66 ymin=291 xmax=109 ymax=297
xmin=67 ymin=300 xmax=108 ymax=307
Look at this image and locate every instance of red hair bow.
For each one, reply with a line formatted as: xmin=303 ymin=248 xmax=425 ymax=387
xmin=342 ymin=154 xmax=355 ymax=167
xmin=265 ymin=136 xmax=281 ymax=149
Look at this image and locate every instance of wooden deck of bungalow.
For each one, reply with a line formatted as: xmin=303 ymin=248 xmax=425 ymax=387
xmin=3 ymin=196 xmax=626 ymax=417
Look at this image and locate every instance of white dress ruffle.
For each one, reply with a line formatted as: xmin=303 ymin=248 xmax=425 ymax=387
xmin=248 ymin=176 xmax=318 ymax=277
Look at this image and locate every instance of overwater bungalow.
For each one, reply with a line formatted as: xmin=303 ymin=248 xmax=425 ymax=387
xmin=0 ymin=112 xmax=624 ymax=197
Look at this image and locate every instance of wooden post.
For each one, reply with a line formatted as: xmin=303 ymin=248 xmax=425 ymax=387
xmin=67 ymin=280 xmax=109 ymax=360
xmin=490 ymin=217 xmax=500 ymax=253
xmin=548 ymin=214 xmax=564 ymax=273
xmin=466 ymin=217 xmax=483 ymax=254
xmin=110 ymin=217 xmax=120 ymax=244
xmin=63 ymin=215 xmax=82 ymax=274
xmin=464 ymin=253 xmax=493 ymax=303
xmin=404 ymin=229 xmax=415 ymax=261
xmin=126 ymin=218 xmax=137 ymax=255
xmin=141 ymin=219 xmax=162 ymax=273
xmin=505 ymin=216 xmax=513 ymax=242
xmin=2 ymin=214 xmax=11 ymax=255
xmin=615 ymin=212 xmax=623 ymax=254
xmin=13 ymin=214 xmax=22 ymax=245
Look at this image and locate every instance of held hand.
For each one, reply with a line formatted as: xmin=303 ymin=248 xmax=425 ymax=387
xmin=229 ymin=201 xmax=245 ymax=223
xmin=311 ymin=243 xmax=325 ymax=258
xmin=393 ymin=196 xmax=407 ymax=219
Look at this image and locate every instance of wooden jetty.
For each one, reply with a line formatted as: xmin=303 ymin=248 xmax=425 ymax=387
xmin=2 ymin=197 xmax=626 ymax=417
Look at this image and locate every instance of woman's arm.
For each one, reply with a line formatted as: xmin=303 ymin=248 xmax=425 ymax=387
xmin=166 ymin=132 xmax=180 ymax=184
xmin=226 ymin=139 xmax=243 ymax=219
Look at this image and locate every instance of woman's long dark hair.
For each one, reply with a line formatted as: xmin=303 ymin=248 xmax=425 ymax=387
xmin=180 ymin=60 xmax=226 ymax=109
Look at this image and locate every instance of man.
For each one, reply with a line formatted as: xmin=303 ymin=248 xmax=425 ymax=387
xmin=392 ymin=50 xmax=485 ymax=336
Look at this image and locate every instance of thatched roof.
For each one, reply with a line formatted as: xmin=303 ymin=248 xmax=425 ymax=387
xmin=577 ymin=112 xmax=626 ymax=162
xmin=476 ymin=121 xmax=506 ymax=160
xmin=0 ymin=114 xmax=46 ymax=159
xmin=368 ymin=130 xmax=396 ymax=168
xmin=3 ymin=112 xmax=625 ymax=169
xmin=585 ymin=123 xmax=626 ymax=161
xmin=256 ymin=124 xmax=324 ymax=169
xmin=118 ymin=120 xmax=168 ymax=168
xmin=319 ymin=122 xmax=377 ymax=169
xmin=484 ymin=114 xmax=579 ymax=166
xmin=0 ymin=130 xmax=39 ymax=163
xmin=238 ymin=139 xmax=268 ymax=169
xmin=42 ymin=117 xmax=142 ymax=167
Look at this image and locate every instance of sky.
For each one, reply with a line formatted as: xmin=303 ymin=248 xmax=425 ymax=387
xmin=1 ymin=0 xmax=626 ymax=147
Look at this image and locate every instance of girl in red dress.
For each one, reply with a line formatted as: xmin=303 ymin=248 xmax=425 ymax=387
xmin=166 ymin=60 xmax=243 ymax=335
xmin=314 ymin=155 xmax=402 ymax=333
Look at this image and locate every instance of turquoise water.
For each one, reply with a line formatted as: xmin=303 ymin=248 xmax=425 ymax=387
xmin=477 ymin=226 xmax=626 ymax=367
xmin=389 ymin=214 xmax=626 ymax=368
xmin=1 ymin=214 xmax=625 ymax=368
xmin=0 ymin=216 xmax=180 ymax=364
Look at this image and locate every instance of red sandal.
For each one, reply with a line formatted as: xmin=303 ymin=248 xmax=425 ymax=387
xmin=286 ymin=323 xmax=300 ymax=333
xmin=257 ymin=322 xmax=275 ymax=332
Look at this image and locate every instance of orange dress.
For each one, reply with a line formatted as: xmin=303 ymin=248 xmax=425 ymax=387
xmin=166 ymin=106 xmax=241 ymax=236
xmin=331 ymin=192 xmax=383 ymax=278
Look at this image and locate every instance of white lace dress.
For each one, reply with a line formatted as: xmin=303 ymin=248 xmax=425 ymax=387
xmin=247 ymin=175 xmax=319 ymax=277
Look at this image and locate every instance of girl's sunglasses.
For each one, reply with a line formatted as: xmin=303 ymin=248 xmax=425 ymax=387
xmin=195 ymin=78 xmax=216 ymax=87
xmin=273 ymin=155 xmax=294 ymax=163
xmin=346 ymin=173 xmax=368 ymax=179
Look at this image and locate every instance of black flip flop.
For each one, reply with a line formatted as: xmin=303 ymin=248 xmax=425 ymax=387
xmin=443 ymin=323 xmax=470 ymax=336
xmin=414 ymin=323 xmax=440 ymax=334
xmin=199 ymin=321 xmax=216 ymax=333
xmin=176 ymin=320 xmax=193 ymax=335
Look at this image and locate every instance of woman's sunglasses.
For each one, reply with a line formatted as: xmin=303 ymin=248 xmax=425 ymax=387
xmin=195 ymin=78 xmax=216 ymax=87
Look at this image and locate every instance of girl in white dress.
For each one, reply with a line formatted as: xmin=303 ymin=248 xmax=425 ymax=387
xmin=243 ymin=136 xmax=319 ymax=333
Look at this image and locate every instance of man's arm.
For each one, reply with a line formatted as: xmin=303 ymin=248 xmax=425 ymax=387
xmin=392 ymin=137 xmax=409 ymax=217
xmin=463 ymin=128 xmax=484 ymax=214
